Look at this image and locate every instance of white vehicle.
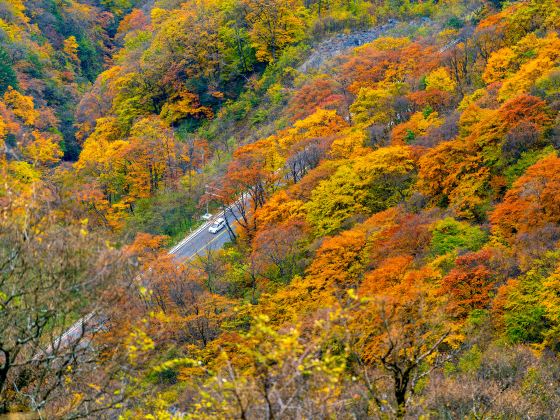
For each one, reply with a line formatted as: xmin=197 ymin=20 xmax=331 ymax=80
xmin=208 ymin=217 xmax=226 ymax=234
xmin=201 ymin=212 xmax=213 ymax=221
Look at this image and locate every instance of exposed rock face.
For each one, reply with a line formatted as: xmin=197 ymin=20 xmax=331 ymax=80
xmin=298 ymin=18 xmax=435 ymax=73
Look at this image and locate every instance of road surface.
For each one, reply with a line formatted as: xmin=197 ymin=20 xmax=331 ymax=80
xmin=170 ymin=204 xmax=241 ymax=261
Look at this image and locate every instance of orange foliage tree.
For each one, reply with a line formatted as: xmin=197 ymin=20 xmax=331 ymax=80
xmin=491 ymin=154 xmax=560 ymax=244
xmin=439 ymin=249 xmax=497 ymax=319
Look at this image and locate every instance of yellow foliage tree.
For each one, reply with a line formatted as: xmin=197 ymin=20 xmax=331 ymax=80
xmin=3 ymin=87 xmax=39 ymax=125
xmin=329 ymin=129 xmax=367 ymax=159
xmin=242 ymin=0 xmax=307 ymax=62
xmin=254 ymin=190 xmax=306 ymax=231
xmin=498 ymin=33 xmax=560 ymax=101
xmin=0 ymin=117 xmax=7 ymax=154
xmin=483 ymin=46 xmax=516 ymax=84
xmin=306 ymin=146 xmax=415 ymax=235
xmin=24 ymin=131 xmax=63 ymax=167
xmin=350 ymin=87 xmax=394 ymax=128
xmin=425 ymin=67 xmax=456 ymax=92
xmin=63 ymin=35 xmax=80 ymax=65
xmin=391 ymin=111 xmax=443 ymax=145
xmin=160 ymin=90 xmax=213 ymax=125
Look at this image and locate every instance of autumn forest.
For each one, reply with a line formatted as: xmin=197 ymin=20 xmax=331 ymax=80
xmin=1 ymin=0 xmax=560 ymax=418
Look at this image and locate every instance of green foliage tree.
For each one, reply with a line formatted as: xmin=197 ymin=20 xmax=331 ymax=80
xmin=430 ymin=217 xmax=488 ymax=256
xmin=306 ymin=146 xmax=415 ymax=235
xmin=0 ymin=47 xmax=18 ymax=95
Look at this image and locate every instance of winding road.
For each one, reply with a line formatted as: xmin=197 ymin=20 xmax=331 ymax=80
xmin=170 ymin=205 xmax=240 ymax=261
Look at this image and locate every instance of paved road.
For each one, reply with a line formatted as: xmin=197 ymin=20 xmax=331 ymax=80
xmin=170 ymin=204 xmax=241 ymax=261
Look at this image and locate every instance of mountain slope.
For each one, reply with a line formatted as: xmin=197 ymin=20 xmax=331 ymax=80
xmin=2 ymin=0 xmax=560 ymax=417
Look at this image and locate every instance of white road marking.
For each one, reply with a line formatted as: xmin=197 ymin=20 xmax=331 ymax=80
xmin=169 ymin=206 xmax=232 ymax=255
xmin=183 ymin=228 xmax=229 ymax=260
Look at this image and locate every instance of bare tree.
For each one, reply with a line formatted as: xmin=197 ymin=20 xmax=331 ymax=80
xmin=349 ymin=292 xmax=451 ymax=418
xmin=0 ymin=198 xmax=135 ymax=414
xmin=285 ymin=141 xmax=325 ymax=184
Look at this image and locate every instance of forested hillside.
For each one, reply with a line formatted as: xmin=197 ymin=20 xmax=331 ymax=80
xmin=2 ymin=0 xmax=560 ymax=418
